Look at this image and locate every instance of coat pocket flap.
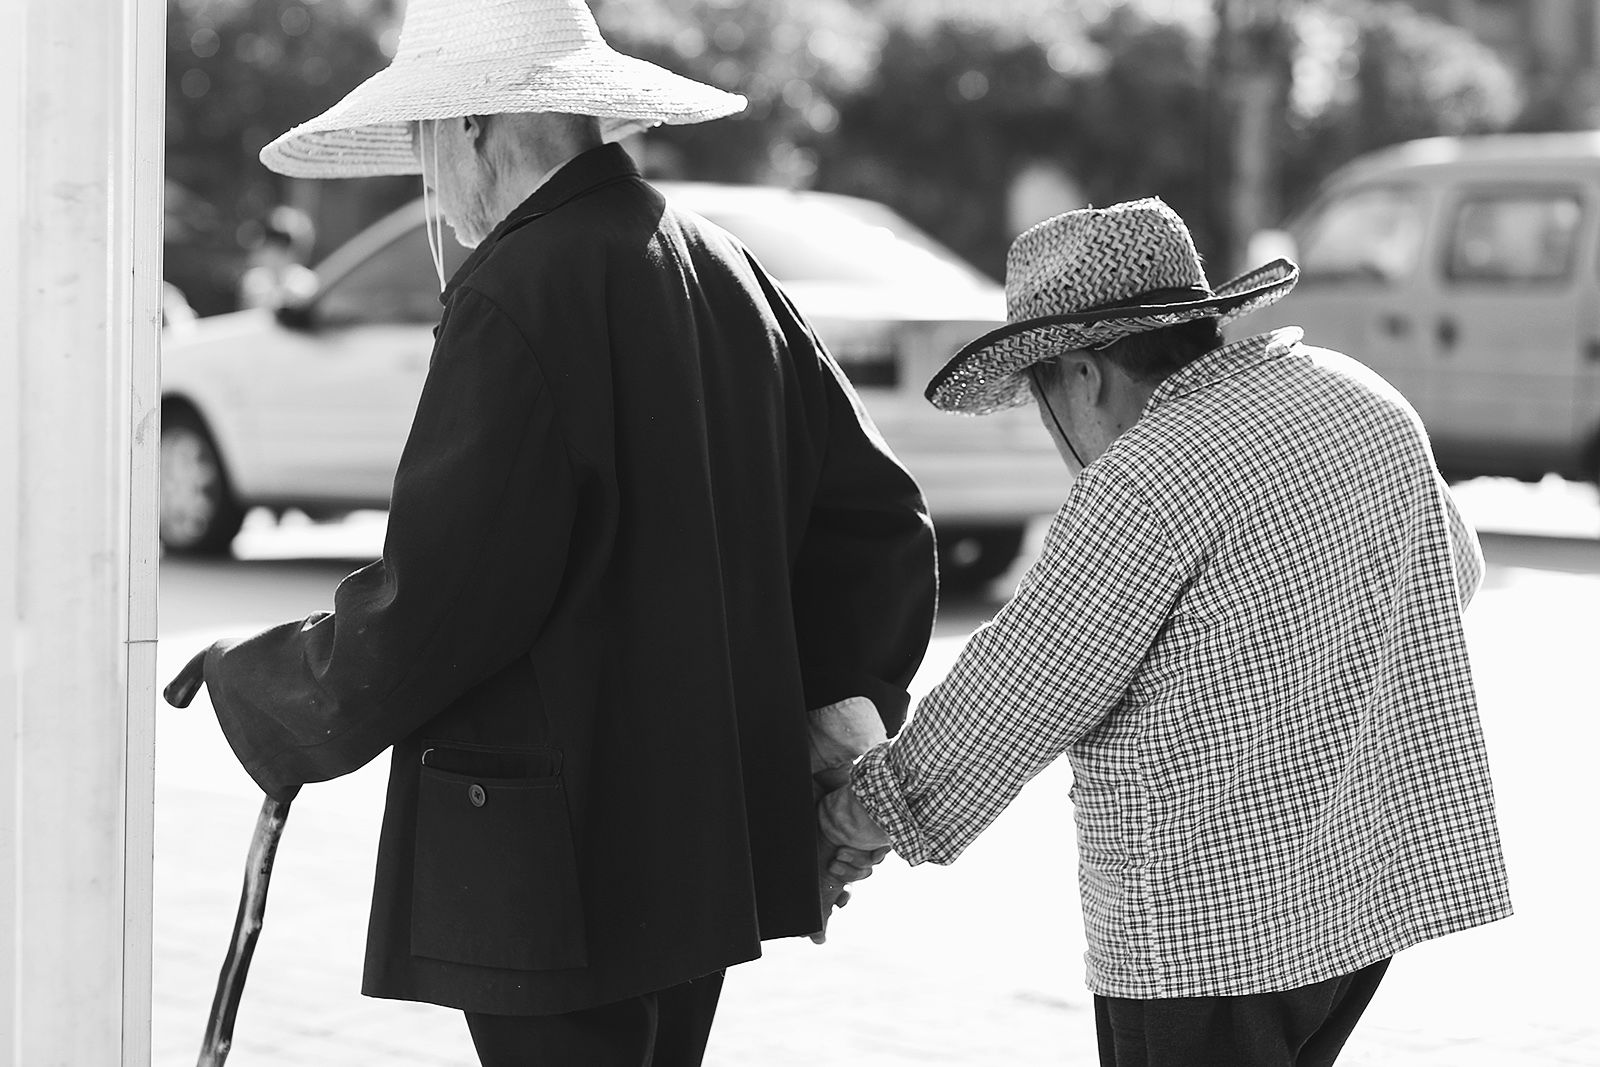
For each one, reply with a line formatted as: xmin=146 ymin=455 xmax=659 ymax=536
xmin=410 ymin=765 xmax=586 ymax=972
xmin=420 ymin=739 xmax=563 ymax=778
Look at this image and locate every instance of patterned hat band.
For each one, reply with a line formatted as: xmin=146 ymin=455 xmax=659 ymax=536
xmin=927 ymin=198 xmax=1300 ymax=415
xmin=1069 ymin=287 xmax=1215 ymax=350
xmin=1083 ymin=285 xmax=1212 ymax=313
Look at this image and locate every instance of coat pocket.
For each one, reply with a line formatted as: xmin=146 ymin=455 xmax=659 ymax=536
xmin=410 ymin=758 xmax=587 ymax=971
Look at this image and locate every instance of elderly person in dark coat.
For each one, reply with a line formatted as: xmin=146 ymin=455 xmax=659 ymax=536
xmin=167 ymin=1 xmax=937 ymax=1064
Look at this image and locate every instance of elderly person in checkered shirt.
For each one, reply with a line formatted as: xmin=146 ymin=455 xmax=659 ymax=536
xmin=817 ymin=198 xmax=1511 ymax=1066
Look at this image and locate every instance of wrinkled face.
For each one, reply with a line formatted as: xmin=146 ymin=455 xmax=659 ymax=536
xmin=410 ymin=118 xmax=499 ymax=248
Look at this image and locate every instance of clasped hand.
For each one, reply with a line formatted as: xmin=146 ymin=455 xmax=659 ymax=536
xmin=810 ymin=764 xmax=891 ymax=944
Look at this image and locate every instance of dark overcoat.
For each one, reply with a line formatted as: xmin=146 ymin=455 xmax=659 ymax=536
xmin=203 ymin=144 xmax=938 ymax=1015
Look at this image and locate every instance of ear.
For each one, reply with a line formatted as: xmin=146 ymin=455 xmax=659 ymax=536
xmin=1076 ymin=355 xmax=1108 ymax=406
xmin=462 ymin=115 xmax=489 ymax=151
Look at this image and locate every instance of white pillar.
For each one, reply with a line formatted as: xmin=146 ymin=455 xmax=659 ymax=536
xmin=0 ymin=0 xmax=163 ymax=1063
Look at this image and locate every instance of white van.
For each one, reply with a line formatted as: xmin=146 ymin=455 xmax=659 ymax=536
xmin=1245 ymin=133 xmax=1600 ymax=485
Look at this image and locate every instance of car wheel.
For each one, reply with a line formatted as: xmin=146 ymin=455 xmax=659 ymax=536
xmin=160 ymin=408 xmax=245 ymax=555
xmin=937 ymin=524 xmax=1025 ymax=591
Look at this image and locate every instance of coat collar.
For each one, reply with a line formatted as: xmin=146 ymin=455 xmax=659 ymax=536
xmin=441 ymin=143 xmax=643 ymax=305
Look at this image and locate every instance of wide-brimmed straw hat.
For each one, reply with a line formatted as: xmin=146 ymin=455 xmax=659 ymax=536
xmin=926 ymin=198 xmax=1298 ymax=415
xmin=259 ymin=0 xmax=747 ymax=179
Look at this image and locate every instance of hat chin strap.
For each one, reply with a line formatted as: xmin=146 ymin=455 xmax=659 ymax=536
xmin=1029 ymin=364 xmax=1087 ymax=471
xmin=421 ymin=119 xmax=447 ymax=292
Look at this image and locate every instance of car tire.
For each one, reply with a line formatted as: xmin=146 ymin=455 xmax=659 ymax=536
xmin=937 ymin=524 xmax=1025 ymax=591
xmin=160 ymin=407 xmax=245 ymax=556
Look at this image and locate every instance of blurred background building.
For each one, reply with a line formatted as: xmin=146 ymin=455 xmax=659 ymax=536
xmin=162 ymin=0 xmax=1600 ymax=314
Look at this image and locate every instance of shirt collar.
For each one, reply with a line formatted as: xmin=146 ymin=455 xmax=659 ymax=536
xmin=441 ymin=142 xmax=643 ymax=305
xmin=1142 ymin=326 xmax=1305 ymax=418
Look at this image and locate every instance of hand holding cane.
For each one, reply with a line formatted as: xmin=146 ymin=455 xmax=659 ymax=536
xmin=165 ymin=649 xmax=295 ymax=1067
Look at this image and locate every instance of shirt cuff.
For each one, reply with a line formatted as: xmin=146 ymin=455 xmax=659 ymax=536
xmin=849 ymin=741 xmax=930 ymax=865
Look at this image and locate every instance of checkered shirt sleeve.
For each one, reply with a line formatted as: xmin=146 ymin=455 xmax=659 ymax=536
xmin=851 ymin=468 xmax=1183 ymax=866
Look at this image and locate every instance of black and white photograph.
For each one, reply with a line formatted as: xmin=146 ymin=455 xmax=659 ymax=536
xmin=2 ymin=1 xmax=1597 ymax=1064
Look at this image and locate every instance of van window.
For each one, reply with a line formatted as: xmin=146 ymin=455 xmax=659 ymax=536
xmin=1444 ymin=191 xmax=1582 ymax=284
xmin=1298 ymin=186 xmax=1425 ymax=284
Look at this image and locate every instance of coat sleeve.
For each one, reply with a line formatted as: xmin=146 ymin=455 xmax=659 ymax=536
xmin=779 ymin=285 xmax=938 ymax=735
xmin=204 ymin=287 xmax=576 ymax=802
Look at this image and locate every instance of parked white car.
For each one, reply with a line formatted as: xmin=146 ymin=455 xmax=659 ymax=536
xmin=160 ymin=183 xmax=1064 ymax=583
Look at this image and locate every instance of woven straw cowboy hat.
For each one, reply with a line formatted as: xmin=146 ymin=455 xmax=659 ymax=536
xmin=926 ymin=197 xmax=1299 ymax=415
xmin=259 ymin=0 xmax=747 ymax=179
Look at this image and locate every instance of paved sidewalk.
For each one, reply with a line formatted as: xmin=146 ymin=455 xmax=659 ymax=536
xmin=153 ymin=551 xmax=1600 ymax=1065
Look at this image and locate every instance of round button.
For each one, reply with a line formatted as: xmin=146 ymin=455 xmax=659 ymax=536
xmin=467 ymin=783 xmax=486 ymax=808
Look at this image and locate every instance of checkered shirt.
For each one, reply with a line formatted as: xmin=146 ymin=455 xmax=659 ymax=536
xmin=852 ymin=327 xmax=1512 ymax=998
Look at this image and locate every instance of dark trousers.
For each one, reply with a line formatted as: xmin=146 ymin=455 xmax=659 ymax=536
xmin=1095 ymin=958 xmax=1390 ymax=1067
xmin=464 ymin=971 xmax=725 ymax=1067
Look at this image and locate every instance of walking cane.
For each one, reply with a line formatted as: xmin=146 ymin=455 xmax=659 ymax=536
xmin=166 ymin=654 xmax=293 ymax=1067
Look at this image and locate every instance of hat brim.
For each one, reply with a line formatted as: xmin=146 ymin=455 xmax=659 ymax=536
xmin=259 ymin=46 xmax=746 ymax=178
xmin=925 ymin=259 xmax=1300 ymax=415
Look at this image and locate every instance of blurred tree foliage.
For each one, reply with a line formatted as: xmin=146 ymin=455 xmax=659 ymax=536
xmin=817 ymin=6 xmax=1214 ymax=278
xmin=1279 ymin=0 xmax=1522 ymax=216
xmin=591 ymin=0 xmax=883 ymax=185
xmin=165 ymin=0 xmax=396 ymax=313
xmin=815 ymin=0 xmax=1524 ymax=278
xmin=607 ymin=0 xmax=1527 ymax=278
xmin=164 ymin=0 xmax=1528 ymax=308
